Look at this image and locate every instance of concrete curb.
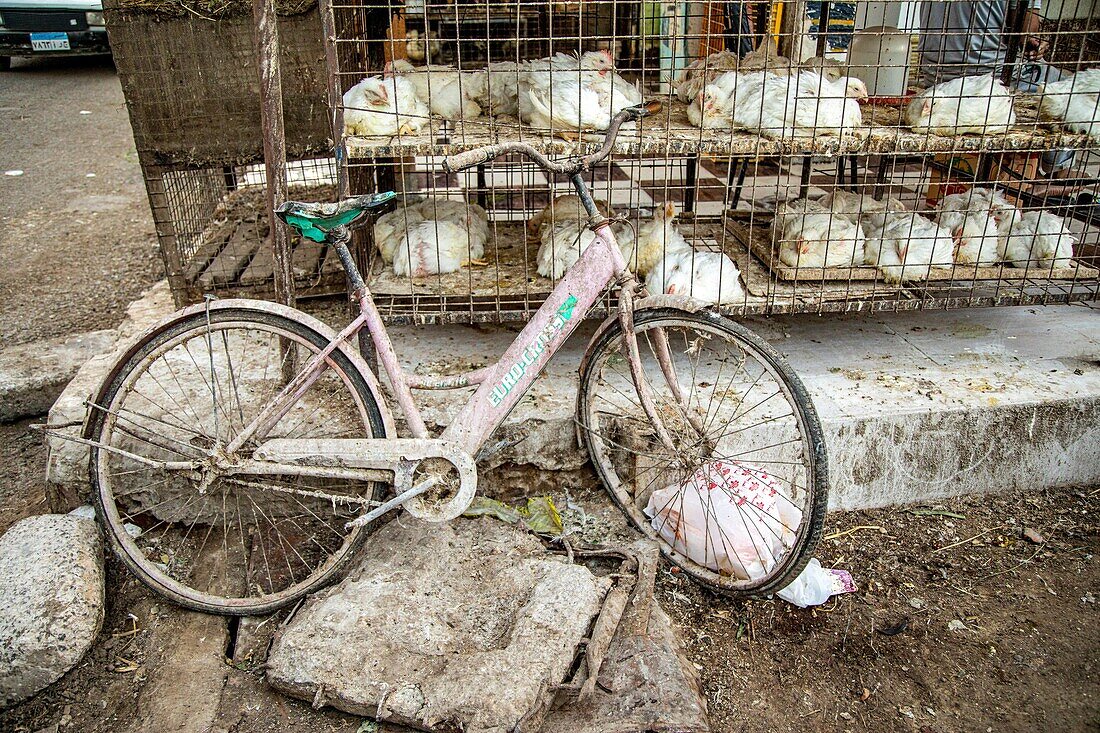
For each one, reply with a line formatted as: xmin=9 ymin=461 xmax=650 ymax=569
xmin=0 ymin=330 xmax=117 ymax=423
xmin=43 ymin=281 xmax=1100 ymax=512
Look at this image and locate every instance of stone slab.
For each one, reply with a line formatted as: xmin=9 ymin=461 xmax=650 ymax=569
xmin=0 ymin=329 xmax=116 ymax=422
xmin=540 ymin=541 xmax=710 ymax=733
xmin=266 ymin=517 xmax=611 ymax=733
xmin=0 ymin=514 xmax=104 ymax=708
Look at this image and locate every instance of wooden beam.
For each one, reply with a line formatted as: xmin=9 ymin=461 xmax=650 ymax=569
xmin=253 ymin=0 xmax=294 ymax=307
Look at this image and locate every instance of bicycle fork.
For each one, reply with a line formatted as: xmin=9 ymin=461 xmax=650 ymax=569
xmin=574 ymin=175 xmax=704 ymax=458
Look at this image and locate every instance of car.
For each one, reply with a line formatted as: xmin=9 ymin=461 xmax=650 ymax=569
xmin=0 ymin=0 xmax=109 ymax=69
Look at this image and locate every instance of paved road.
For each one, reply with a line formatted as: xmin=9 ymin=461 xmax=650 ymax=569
xmin=0 ymin=55 xmax=160 ymax=346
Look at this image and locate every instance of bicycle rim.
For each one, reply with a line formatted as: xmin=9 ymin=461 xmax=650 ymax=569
xmin=87 ymin=307 xmax=387 ymax=615
xmin=578 ymin=308 xmax=828 ymax=596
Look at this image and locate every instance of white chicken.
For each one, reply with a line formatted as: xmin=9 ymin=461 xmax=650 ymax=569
xmin=934 ymin=191 xmax=1002 ymax=265
xmin=386 ymin=59 xmax=482 ymax=120
xmin=536 ymin=218 xmax=599 ymax=279
xmin=526 ymin=194 xmax=613 ymax=237
xmin=405 ymin=29 xmax=441 ymax=63
xmin=790 ymin=71 xmax=867 ymax=135
xmin=904 ymin=74 xmax=1017 ymax=135
xmin=676 ymin=41 xmax=843 ymax=105
xmin=1039 ymin=68 xmax=1100 ymax=143
xmin=645 ymin=250 xmax=744 ymax=304
xmin=469 ymin=61 xmax=523 ymax=118
xmin=675 ymin=50 xmax=742 ymax=104
xmin=773 ymin=198 xmax=865 ymax=268
xmin=819 ymin=189 xmax=908 ymax=224
xmin=522 ymin=69 xmax=643 ymax=136
xmin=1003 ymin=211 xmax=1077 ymax=269
xmin=374 ymin=205 xmax=426 ymax=263
xmin=343 ymin=75 xmax=429 ymax=137
xmin=375 ymin=198 xmax=489 ymax=265
xmin=392 ymin=220 xmax=485 ymax=277
xmin=694 ymin=70 xmax=865 ymax=136
xmin=686 ymin=71 xmax=741 ymax=129
xmin=409 ymin=198 xmax=490 ymax=246
xmin=967 ymin=186 xmax=1021 ymax=251
xmin=863 ymin=212 xmax=955 ymax=283
xmin=617 ymin=201 xmax=693 ymax=276
xmin=525 ymin=49 xmax=615 ymax=73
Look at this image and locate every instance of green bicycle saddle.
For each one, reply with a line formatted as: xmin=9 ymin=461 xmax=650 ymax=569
xmin=275 ymin=192 xmax=397 ymax=242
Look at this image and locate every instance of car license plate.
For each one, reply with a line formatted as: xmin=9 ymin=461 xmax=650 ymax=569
xmin=30 ymin=32 xmax=70 ymax=52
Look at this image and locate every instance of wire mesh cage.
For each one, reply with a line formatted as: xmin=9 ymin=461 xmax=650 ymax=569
xmin=327 ymin=0 xmax=1100 ymax=324
xmin=103 ymin=0 xmax=348 ymax=305
xmin=146 ymin=158 xmax=354 ymax=302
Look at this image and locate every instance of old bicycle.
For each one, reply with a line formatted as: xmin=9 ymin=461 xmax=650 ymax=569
xmin=83 ymin=102 xmax=828 ymax=614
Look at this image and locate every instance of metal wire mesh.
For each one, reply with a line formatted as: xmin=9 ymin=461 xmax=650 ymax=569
xmin=150 ymin=158 xmax=344 ymax=303
xmin=329 ymin=0 xmax=1099 ymax=323
xmin=109 ymin=0 xmax=1100 ymax=315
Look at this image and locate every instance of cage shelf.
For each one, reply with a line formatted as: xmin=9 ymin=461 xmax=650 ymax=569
xmin=344 ymin=96 xmax=1091 ymax=161
xmin=358 ymin=219 xmax=1100 ymax=325
xmin=725 ymin=217 xmax=1100 ymax=283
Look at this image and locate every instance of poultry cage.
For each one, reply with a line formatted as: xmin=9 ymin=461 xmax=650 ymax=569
xmin=103 ymin=0 xmax=348 ymax=306
xmin=325 ymin=0 xmax=1100 ymax=325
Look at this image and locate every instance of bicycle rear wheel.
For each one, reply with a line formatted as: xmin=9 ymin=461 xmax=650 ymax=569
xmin=578 ymin=308 xmax=828 ymax=596
xmin=86 ymin=305 xmax=388 ymax=615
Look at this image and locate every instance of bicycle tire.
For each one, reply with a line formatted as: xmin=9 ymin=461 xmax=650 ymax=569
xmin=577 ymin=307 xmax=828 ymax=597
xmin=86 ymin=304 xmax=388 ymax=616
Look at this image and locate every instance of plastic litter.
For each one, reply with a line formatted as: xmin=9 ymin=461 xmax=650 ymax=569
xmin=644 ymin=460 xmax=855 ymax=607
xmin=776 ymin=558 xmax=836 ymax=608
xmin=644 ymin=460 xmax=802 ymax=580
xmin=463 ymin=495 xmax=563 ymax=535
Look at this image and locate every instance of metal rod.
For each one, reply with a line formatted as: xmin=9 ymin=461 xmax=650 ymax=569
xmin=345 ymin=475 xmax=439 ymax=529
xmin=317 ymin=0 xmax=348 ymax=197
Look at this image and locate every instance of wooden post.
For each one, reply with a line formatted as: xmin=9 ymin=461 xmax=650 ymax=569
xmin=253 ymin=0 xmax=294 ymax=309
xmin=777 ymin=0 xmax=805 ymax=61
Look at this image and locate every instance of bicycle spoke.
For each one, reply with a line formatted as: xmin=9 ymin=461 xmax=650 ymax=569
xmin=92 ymin=312 xmax=387 ymax=613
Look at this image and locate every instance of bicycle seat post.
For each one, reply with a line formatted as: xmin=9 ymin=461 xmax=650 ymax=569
xmin=327 ymin=226 xmax=368 ymax=300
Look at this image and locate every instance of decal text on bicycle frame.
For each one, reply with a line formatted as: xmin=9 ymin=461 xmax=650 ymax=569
xmin=490 ymin=295 xmax=578 ymax=407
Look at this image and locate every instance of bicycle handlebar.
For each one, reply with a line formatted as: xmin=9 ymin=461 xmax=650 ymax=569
xmin=442 ymin=100 xmax=661 ymax=175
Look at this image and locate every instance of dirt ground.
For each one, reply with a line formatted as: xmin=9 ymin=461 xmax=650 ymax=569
xmin=0 ymin=437 xmax=1096 ymax=733
xmin=0 ymin=55 xmax=161 ymax=347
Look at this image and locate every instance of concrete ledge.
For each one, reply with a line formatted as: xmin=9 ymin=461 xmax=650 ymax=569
xmin=0 ymin=330 xmax=117 ymax=423
xmin=45 ymin=281 xmax=1100 ymax=512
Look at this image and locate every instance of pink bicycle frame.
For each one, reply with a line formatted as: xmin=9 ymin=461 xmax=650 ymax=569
xmin=225 ymin=216 xmax=630 ymax=462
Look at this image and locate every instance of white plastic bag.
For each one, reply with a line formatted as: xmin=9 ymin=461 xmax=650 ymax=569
xmin=644 ymin=460 xmax=802 ymax=581
xmin=776 ymin=558 xmax=835 ymax=608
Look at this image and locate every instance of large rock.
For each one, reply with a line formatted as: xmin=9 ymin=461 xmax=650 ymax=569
xmin=266 ymin=517 xmax=611 ymax=733
xmin=0 ymin=514 xmax=105 ymax=707
xmin=45 ymin=280 xmax=174 ymax=513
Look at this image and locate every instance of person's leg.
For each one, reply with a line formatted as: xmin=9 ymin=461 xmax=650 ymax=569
xmin=1007 ymin=61 xmax=1075 ymax=181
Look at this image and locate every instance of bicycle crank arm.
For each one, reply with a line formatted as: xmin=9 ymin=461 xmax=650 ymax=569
xmin=251 ymin=438 xmax=477 ymax=522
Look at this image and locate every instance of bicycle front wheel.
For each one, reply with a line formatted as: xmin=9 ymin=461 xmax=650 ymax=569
xmin=86 ymin=305 xmax=389 ymax=615
xmin=578 ymin=308 xmax=828 ymax=596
